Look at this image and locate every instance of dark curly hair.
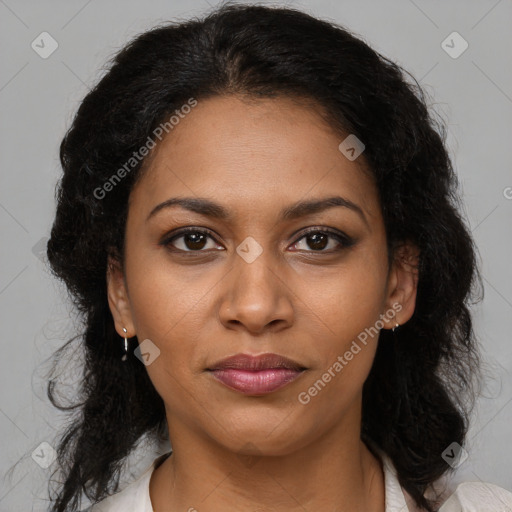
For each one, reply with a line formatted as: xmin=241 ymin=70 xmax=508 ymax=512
xmin=45 ymin=2 xmax=483 ymax=511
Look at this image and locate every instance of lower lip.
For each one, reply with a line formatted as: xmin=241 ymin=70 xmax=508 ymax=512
xmin=209 ymin=368 xmax=304 ymax=395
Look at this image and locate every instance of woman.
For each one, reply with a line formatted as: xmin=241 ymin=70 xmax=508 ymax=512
xmin=45 ymin=3 xmax=512 ymax=511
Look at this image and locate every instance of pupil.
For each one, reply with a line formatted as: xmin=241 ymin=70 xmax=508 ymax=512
xmin=186 ymin=233 xmax=206 ymax=250
xmin=182 ymin=232 xmax=329 ymax=251
xmin=308 ymin=233 xmax=327 ymax=250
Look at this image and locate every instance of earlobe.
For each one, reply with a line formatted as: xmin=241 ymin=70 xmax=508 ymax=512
xmin=383 ymin=241 xmax=420 ymax=329
xmin=106 ymin=255 xmax=135 ymax=337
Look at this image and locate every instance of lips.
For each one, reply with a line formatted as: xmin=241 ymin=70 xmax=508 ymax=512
xmin=207 ymin=353 xmax=306 ymax=395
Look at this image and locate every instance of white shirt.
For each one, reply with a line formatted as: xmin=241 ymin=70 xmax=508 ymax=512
xmin=87 ymin=451 xmax=512 ymax=511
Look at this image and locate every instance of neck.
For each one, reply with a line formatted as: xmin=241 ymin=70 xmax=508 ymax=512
xmin=150 ymin=412 xmax=385 ymax=512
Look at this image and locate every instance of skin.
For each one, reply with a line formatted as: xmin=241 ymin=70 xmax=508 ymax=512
xmin=107 ymin=94 xmax=419 ymax=512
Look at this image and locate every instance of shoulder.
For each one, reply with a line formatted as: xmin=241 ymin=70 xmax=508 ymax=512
xmin=85 ymin=470 xmax=152 ymax=512
xmin=438 ymin=480 xmax=512 ymax=511
xmin=83 ymin=453 xmax=171 ymax=512
xmin=376 ymin=446 xmax=512 ymax=512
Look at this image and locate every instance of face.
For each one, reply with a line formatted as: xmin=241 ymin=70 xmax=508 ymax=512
xmin=107 ymin=94 xmax=418 ymax=457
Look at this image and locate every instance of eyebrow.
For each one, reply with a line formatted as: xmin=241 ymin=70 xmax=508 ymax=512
xmin=146 ymin=195 xmax=369 ymax=226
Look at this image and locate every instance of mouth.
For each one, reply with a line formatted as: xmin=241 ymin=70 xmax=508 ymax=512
xmin=206 ymin=353 xmax=307 ymax=395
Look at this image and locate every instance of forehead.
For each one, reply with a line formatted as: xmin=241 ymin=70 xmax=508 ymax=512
xmin=129 ymin=94 xmax=379 ymax=224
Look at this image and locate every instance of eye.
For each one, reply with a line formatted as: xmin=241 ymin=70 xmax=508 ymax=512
xmin=161 ymin=226 xmax=355 ymax=254
xmin=161 ymin=228 xmax=223 ymax=253
xmin=290 ymin=228 xmax=354 ymax=252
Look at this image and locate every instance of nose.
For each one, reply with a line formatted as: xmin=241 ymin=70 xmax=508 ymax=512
xmin=218 ymin=246 xmax=294 ymax=335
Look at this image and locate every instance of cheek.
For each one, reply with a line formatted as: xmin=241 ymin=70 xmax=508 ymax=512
xmin=123 ymin=256 xmax=212 ymax=391
xmin=125 ymin=248 xmax=211 ymax=338
xmin=292 ymin=250 xmax=388 ymax=400
xmin=294 ymin=278 xmax=383 ymax=421
xmin=299 ymin=254 xmax=388 ymax=344
xmin=126 ymin=274 xmax=205 ymax=415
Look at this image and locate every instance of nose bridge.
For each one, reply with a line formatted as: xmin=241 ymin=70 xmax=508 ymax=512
xmin=233 ymin=235 xmax=281 ymax=299
xmin=220 ymin=234 xmax=293 ymax=331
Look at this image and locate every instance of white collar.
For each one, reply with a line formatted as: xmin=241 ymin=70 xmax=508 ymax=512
xmin=91 ymin=449 xmax=512 ymax=511
xmin=137 ymin=451 xmax=421 ymax=511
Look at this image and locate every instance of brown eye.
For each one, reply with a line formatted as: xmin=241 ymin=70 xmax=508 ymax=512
xmin=162 ymin=228 xmax=222 ymax=252
xmin=304 ymin=232 xmax=329 ymax=251
xmin=290 ymin=228 xmax=354 ymax=252
xmin=179 ymin=232 xmax=208 ymax=250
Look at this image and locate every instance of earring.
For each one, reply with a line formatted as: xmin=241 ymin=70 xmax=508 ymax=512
xmin=391 ymin=322 xmax=400 ymax=332
xmin=121 ymin=327 xmax=129 ymax=361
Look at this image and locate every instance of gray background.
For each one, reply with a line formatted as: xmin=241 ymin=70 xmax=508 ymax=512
xmin=1 ymin=0 xmax=511 ymax=510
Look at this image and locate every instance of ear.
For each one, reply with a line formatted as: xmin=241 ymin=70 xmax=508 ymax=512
xmin=106 ymin=254 xmax=136 ymax=338
xmin=382 ymin=241 xmax=420 ymax=329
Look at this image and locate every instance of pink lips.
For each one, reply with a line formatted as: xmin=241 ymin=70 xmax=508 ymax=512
xmin=207 ymin=353 xmax=306 ymax=395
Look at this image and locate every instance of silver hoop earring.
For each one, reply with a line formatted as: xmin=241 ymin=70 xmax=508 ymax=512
xmin=121 ymin=327 xmax=129 ymax=361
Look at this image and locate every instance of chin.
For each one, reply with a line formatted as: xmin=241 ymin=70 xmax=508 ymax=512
xmin=211 ymin=414 xmax=313 ymax=457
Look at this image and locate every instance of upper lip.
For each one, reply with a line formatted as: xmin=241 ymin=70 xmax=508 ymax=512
xmin=207 ymin=353 xmax=306 ymax=371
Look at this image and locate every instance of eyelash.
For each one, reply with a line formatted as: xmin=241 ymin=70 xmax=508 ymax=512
xmin=160 ymin=226 xmax=355 ymax=254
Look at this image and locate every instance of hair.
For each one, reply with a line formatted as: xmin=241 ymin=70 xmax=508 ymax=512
xmin=45 ymin=2 xmax=483 ymax=511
